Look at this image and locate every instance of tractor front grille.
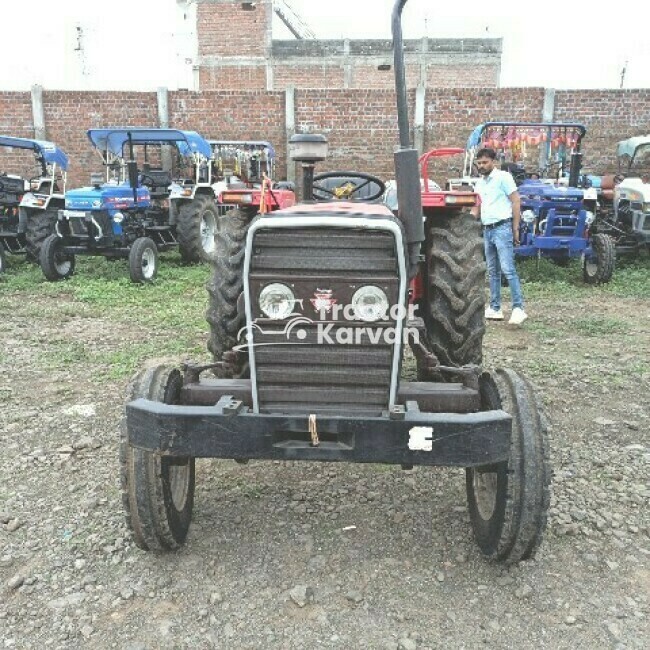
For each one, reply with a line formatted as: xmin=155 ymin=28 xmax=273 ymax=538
xmin=246 ymin=223 xmax=403 ymax=416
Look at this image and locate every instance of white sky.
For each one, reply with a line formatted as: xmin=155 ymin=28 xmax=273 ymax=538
xmin=1 ymin=0 xmax=649 ymax=90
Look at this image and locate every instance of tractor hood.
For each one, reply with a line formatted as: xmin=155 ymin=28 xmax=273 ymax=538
xmin=518 ymin=180 xmax=584 ymax=202
xmin=65 ymin=184 xmax=151 ymax=210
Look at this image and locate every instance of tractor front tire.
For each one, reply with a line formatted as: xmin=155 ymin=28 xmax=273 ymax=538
xmin=206 ymin=207 xmax=250 ymax=378
xmin=466 ymin=369 xmax=551 ymax=564
xmin=24 ymin=207 xmax=58 ymax=262
xmin=40 ymin=234 xmax=75 ymax=281
xmin=129 ymin=237 xmax=158 ymax=284
xmin=177 ymin=195 xmax=219 ymax=264
xmin=421 ymin=209 xmax=486 ymax=368
xmin=120 ymin=365 xmax=195 ymax=551
xmin=583 ymin=233 xmax=615 ymax=284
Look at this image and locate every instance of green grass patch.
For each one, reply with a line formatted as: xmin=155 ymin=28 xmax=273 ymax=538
xmin=572 ymin=316 xmax=628 ymax=337
xmin=515 ymin=255 xmax=650 ymax=301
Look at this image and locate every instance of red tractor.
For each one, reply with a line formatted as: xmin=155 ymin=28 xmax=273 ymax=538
xmin=121 ymin=0 xmax=551 ymax=565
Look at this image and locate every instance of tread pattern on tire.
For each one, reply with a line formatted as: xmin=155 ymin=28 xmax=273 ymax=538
xmin=583 ymin=233 xmax=615 ymax=284
xmin=206 ymin=207 xmax=250 ymax=378
xmin=466 ymin=368 xmax=552 ymax=564
xmin=494 ymin=368 xmax=551 ymax=562
xmin=120 ymin=365 xmax=195 ymax=551
xmin=177 ymin=194 xmax=216 ymax=264
xmin=23 ymin=207 xmax=58 ymax=262
xmin=128 ymin=237 xmax=158 ymax=284
xmin=40 ymin=233 xmax=75 ymax=281
xmin=422 ymin=210 xmax=486 ymax=367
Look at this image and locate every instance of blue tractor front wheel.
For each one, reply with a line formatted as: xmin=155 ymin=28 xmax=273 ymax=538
xmin=128 ymin=237 xmax=158 ymax=284
xmin=40 ymin=234 xmax=76 ymax=282
xmin=582 ymin=233 xmax=615 ymax=284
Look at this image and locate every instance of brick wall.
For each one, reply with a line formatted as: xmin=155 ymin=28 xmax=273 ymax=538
xmin=197 ymin=0 xmax=270 ymax=59
xmin=555 ymin=90 xmax=650 ymax=175
xmin=199 ymin=65 xmax=268 ymax=91
xmin=2 ymin=87 xmax=649 ymax=190
xmin=273 ymin=65 xmax=345 ymax=90
xmin=0 ymin=92 xmax=36 ymax=178
xmin=39 ymin=92 xmax=159 ymax=188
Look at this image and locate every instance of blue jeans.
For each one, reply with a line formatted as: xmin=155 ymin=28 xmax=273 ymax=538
xmin=483 ymin=222 xmax=524 ymax=310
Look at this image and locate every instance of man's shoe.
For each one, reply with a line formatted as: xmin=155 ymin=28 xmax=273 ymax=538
xmin=509 ymin=307 xmax=528 ymax=325
xmin=485 ymin=307 xmax=504 ymax=320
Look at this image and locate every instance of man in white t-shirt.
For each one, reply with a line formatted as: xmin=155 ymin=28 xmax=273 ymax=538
xmin=471 ymin=148 xmax=527 ymax=326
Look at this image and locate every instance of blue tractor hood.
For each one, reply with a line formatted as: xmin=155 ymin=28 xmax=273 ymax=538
xmin=65 ymin=183 xmax=151 ymax=210
xmin=0 ymin=136 xmax=69 ymax=170
xmin=518 ymin=179 xmax=584 ymax=201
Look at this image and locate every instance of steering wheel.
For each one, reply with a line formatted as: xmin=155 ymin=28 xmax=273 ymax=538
xmin=312 ymin=171 xmax=386 ymax=202
xmin=138 ymin=173 xmax=157 ymax=188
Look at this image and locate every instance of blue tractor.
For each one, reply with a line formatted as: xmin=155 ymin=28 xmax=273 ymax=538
xmin=40 ymin=128 xmax=216 ymax=283
xmin=463 ymin=122 xmax=615 ymax=284
xmin=0 ymin=136 xmax=68 ymax=274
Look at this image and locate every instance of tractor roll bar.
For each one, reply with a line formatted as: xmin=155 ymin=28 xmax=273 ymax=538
xmin=392 ymin=0 xmax=423 ymax=278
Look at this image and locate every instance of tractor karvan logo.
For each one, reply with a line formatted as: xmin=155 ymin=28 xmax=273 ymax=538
xmin=234 ymin=300 xmax=420 ymax=351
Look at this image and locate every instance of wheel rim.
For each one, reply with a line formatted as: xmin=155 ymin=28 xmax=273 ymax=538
xmin=141 ymin=248 xmax=155 ymax=279
xmin=55 ymin=250 xmax=71 ymax=275
xmin=583 ymin=253 xmax=597 ymax=277
xmin=168 ymin=462 xmax=190 ymax=511
xmin=200 ymin=212 xmax=217 ymax=254
xmin=473 ymin=469 xmax=499 ymax=520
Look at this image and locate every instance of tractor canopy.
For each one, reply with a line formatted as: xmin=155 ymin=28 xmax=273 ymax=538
xmin=209 ymin=141 xmax=276 ymax=160
xmin=0 ymin=136 xmax=69 ymax=170
xmin=87 ymin=129 xmax=212 ymax=159
xmin=466 ymin=122 xmax=587 ymax=151
xmin=616 ymin=135 xmax=650 ymax=163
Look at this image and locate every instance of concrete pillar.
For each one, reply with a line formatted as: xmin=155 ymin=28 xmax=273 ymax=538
xmin=343 ymin=39 xmax=352 ymax=89
xmin=414 ymin=85 xmax=426 ymax=155
xmin=157 ymin=87 xmax=174 ymax=172
xmin=539 ymin=88 xmax=556 ymax=170
xmin=419 ymin=37 xmax=428 ymax=88
xmin=285 ymin=86 xmax=296 ymax=184
xmin=31 ymin=85 xmax=46 ymax=141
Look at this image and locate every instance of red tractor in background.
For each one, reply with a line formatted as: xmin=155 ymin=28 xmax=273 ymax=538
xmin=121 ymin=0 xmax=551 ymax=566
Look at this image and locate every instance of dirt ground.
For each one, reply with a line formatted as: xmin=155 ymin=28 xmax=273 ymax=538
xmin=1 ymin=260 xmax=649 ymax=650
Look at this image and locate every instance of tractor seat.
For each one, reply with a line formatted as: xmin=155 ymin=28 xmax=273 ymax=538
xmin=600 ymin=174 xmax=619 ymax=202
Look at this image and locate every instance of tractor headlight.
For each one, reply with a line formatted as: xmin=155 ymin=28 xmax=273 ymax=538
xmin=522 ymin=209 xmax=536 ymax=224
xmin=113 ymin=212 xmax=125 ymax=224
xmin=351 ymin=286 xmax=389 ymax=322
xmin=584 ymin=210 xmax=595 ymax=226
xmin=259 ymin=283 xmax=296 ymax=320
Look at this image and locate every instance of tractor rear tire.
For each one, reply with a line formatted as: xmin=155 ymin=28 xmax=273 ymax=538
xmin=120 ymin=365 xmax=195 ymax=551
xmin=421 ymin=209 xmax=486 ymax=368
xmin=0 ymin=246 xmax=6 ymax=274
xmin=466 ymin=368 xmax=551 ymax=564
xmin=177 ymin=194 xmax=219 ymax=264
xmin=583 ymin=233 xmax=615 ymax=284
xmin=128 ymin=237 xmax=158 ymax=284
xmin=206 ymin=207 xmax=250 ymax=378
xmin=24 ymin=207 xmax=58 ymax=262
xmin=40 ymin=234 xmax=75 ymax=281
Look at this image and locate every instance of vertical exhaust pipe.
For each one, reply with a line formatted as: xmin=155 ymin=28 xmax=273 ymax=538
xmin=392 ymin=0 xmax=423 ymax=278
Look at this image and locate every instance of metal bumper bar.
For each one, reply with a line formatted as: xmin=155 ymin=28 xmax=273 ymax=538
xmin=126 ymin=398 xmax=512 ymax=468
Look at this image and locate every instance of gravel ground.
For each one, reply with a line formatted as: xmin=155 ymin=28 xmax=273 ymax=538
xmin=1 ymin=284 xmax=649 ymax=649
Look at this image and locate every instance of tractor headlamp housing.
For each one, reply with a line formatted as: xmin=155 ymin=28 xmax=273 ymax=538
xmin=113 ymin=212 xmax=125 ymax=224
xmin=351 ymin=286 xmax=389 ymax=322
xmin=259 ymin=283 xmax=296 ymax=320
xmin=584 ymin=210 xmax=595 ymax=226
xmin=522 ymin=209 xmax=536 ymax=224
